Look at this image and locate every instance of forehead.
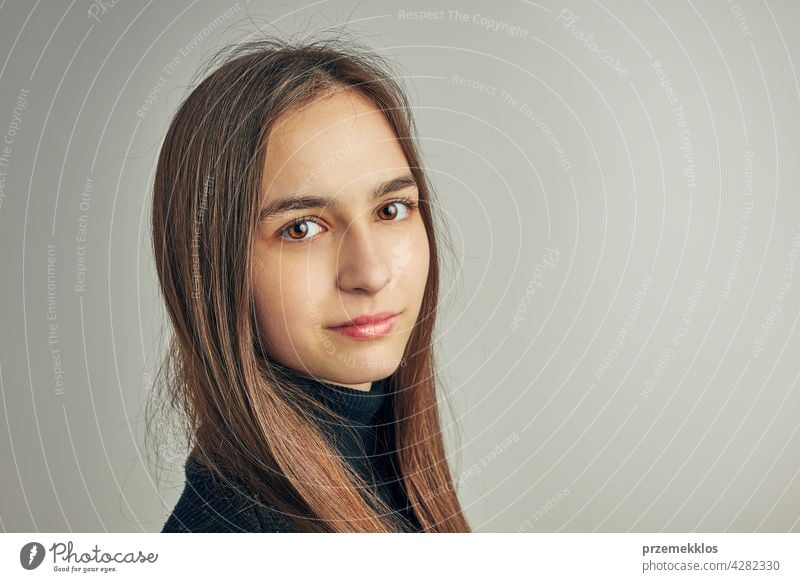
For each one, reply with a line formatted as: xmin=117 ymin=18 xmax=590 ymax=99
xmin=261 ymin=89 xmax=408 ymax=195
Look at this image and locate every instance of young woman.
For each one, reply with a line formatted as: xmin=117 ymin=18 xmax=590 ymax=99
xmin=151 ymin=35 xmax=470 ymax=533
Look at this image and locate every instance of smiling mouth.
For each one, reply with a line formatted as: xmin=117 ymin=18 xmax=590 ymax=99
xmin=327 ymin=311 xmax=401 ymax=340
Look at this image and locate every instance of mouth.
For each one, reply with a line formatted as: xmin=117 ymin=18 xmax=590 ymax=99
xmin=327 ymin=311 xmax=402 ymax=341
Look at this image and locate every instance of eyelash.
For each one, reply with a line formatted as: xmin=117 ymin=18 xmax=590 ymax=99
xmin=277 ymin=196 xmax=419 ymax=243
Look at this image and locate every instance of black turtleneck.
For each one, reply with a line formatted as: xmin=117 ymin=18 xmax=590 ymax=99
xmin=161 ymin=367 xmax=422 ymax=533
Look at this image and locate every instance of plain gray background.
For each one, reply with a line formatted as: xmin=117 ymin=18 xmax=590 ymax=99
xmin=1 ymin=0 xmax=799 ymax=532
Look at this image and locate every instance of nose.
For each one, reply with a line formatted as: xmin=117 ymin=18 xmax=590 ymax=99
xmin=335 ymin=220 xmax=392 ymax=294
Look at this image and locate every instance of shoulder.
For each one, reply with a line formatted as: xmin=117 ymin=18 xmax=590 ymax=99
xmin=161 ymin=455 xmax=299 ymax=533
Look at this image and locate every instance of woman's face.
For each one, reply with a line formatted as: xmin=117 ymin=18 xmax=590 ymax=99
xmin=252 ymin=89 xmax=430 ymax=391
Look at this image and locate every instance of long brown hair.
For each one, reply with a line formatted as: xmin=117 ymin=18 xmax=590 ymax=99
xmin=148 ymin=33 xmax=470 ymax=533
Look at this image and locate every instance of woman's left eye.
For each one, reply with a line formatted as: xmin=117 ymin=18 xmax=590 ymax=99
xmin=377 ymin=198 xmax=417 ymax=221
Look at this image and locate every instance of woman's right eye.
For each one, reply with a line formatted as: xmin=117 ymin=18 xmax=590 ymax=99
xmin=277 ymin=217 xmax=326 ymax=242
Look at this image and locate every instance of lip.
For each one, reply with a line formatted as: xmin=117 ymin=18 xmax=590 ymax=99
xmin=328 ymin=311 xmax=401 ymax=340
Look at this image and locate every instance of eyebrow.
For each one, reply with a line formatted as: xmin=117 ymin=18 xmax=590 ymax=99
xmin=258 ymin=174 xmax=418 ymax=222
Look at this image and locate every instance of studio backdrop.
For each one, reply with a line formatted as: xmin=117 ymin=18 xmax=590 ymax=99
xmin=0 ymin=0 xmax=799 ymax=532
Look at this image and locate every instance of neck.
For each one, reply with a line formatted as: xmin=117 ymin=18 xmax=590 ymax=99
xmin=325 ymin=379 xmax=373 ymax=392
xmin=273 ymin=363 xmax=389 ymax=427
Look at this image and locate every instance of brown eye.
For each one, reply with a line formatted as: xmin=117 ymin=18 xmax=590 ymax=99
xmin=278 ymin=217 xmax=324 ymax=242
xmin=377 ymin=199 xmax=415 ymax=221
xmin=378 ymin=203 xmax=398 ymax=220
xmin=287 ymin=223 xmax=308 ymax=239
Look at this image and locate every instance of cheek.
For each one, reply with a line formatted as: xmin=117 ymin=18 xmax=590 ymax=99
xmin=252 ymin=252 xmax=327 ymax=343
xmin=405 ymin=223 xmax=430 ymax=295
